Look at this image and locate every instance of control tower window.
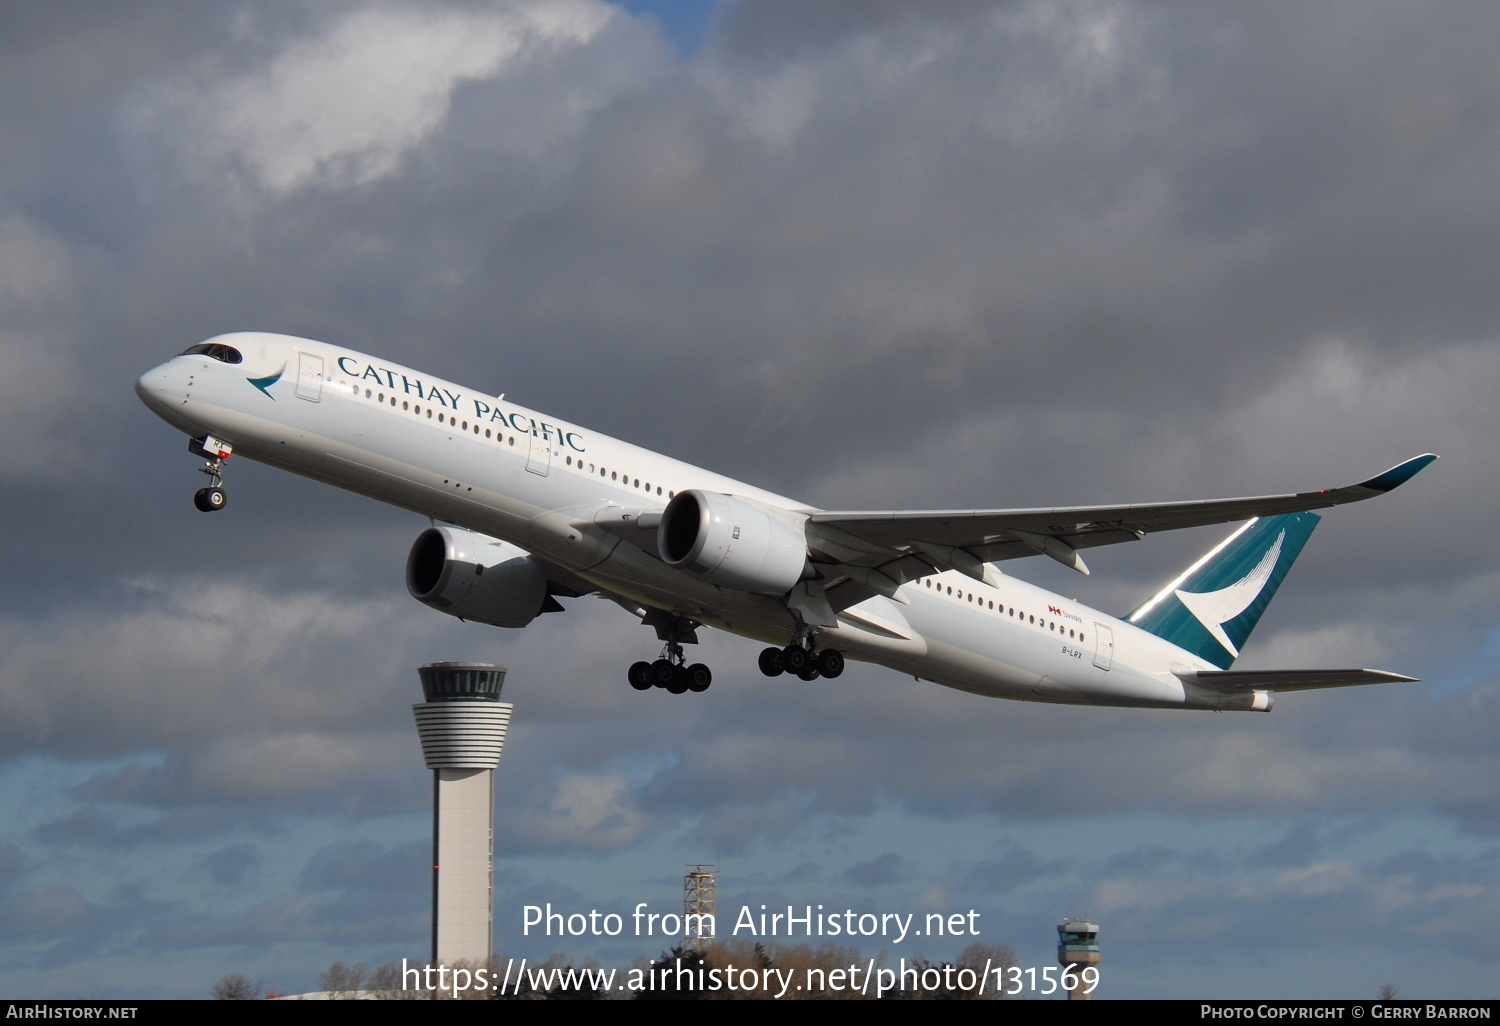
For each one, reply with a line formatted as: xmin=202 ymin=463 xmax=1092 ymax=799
xmin=179 ymin=343 xmax=244 ymax=364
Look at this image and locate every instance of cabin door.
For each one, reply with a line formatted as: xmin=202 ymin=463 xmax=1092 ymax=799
xmin=296 ymin=352 xmax=323 ymax=402
xmin=526 ymin=432 xmax=551 ymax=476
xmin=1092 ymin=623 xmax=1114 ymax=671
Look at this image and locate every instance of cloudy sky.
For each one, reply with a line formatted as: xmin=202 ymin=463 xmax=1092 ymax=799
xmin=1 ymin=0 xmax=1496 ymax=1000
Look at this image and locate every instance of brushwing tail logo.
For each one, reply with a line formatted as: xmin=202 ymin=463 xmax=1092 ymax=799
xmin=248 ymin=364 xmax=285 ymax=399
xmin=1173 ymin=531 xmax=1285 ymax=658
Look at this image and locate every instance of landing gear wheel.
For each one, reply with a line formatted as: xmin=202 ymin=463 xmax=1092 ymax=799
xmin=686 ymin=663 xmax=712 ymax=692
xmin=795 ymin=665 xmax=822 ymax=681
xmin=758 ymin=647 xmax=785 ymax=677
xmin=191 ymin=445 xmax=230 ymax=511
xmin=628 ymin=661 xmax=653 ymax=691
xmin=782 ymin=645 xmax=810 ymax=674
xmin=638 ymin=622 xmax=710 ymax=695
xmin=816 ymin=649 xmax=845 ymax=679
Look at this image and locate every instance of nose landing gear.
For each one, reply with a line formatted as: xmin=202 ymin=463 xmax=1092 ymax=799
xmin=188 ymin=436 xmax=233 ymax=513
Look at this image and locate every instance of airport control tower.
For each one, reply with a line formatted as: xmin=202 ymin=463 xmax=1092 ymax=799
xmin=1057 ymin=918 xmax=1100 ymax=1000
xmin=683 ymin=865 xmax=716 ymax=955
xmin=412 ymin=662 xmax=513 ymax=966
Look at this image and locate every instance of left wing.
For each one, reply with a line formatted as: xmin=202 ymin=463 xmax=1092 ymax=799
xmin=574 ymin=456 xmax=1437 ymax=621
xmin=804 ymin=454 xmax=1436 ymax=611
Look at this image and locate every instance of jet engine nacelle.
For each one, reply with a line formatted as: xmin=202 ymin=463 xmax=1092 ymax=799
xmin=658 ymin=490 xmax=809 ymax=595
xmin=406 ymin=525 xmax=551 ymax=628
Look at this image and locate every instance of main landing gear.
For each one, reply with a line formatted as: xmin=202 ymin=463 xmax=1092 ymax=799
xmin=622 ymin=615 xmax=844 ymax=694
xmin=758 ymin=643 xmax=844 ymax=681
xmin=188 ymin=435 xmax=232 ymax=512
xmin=629 ymin=639 xmax=712 ymax=695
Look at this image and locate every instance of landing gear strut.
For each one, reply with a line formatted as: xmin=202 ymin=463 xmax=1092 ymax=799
xmin=189 ymin=436 xmax=232 ymax=512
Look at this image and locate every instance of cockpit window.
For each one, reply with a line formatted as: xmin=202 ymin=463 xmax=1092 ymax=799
xmin=178 ymin=343 xmax=244 ymax=364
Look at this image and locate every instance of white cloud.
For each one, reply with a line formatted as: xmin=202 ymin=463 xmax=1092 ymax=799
xmin=1269 ymin=859 xmax=1361 ymax=897
xmin=198 ymin=1 xmax=615 ymax=193
xmin=508 ymin=771 xmax=650 ymax=850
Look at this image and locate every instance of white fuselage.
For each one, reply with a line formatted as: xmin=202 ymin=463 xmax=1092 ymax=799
xmin=138 ymin=332 xmax=1226 ymax=710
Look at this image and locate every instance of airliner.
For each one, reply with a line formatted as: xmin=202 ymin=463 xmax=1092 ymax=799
xmin=135 ymin=332 xmax=1435 ymax=709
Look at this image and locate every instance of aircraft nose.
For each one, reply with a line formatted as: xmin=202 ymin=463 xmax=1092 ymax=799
xmin=134 ymin=362 xmax=176 ymax=410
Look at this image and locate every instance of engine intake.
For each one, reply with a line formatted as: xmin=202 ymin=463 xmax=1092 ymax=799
xmin=658 ymin=490 xmax=809 ymax=595
xmin=406 ymin=525 xmax=554 ymax=628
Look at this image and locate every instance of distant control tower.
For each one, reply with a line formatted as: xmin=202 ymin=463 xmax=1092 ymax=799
xmin=413 ymin=662 xmax=513 ymax=966
xmin=683 ymin=865 xmax=716 ymax=954
xmin=1057 ymin=918 xmax=1100 ymax=1000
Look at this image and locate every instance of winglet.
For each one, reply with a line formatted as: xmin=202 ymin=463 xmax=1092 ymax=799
xmin=1358 ymin=453 xmax=1438 ymax=493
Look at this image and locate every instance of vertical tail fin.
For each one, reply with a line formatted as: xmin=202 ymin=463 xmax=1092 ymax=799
xmin=1126 ymin=512 xmax=1319 ymax=668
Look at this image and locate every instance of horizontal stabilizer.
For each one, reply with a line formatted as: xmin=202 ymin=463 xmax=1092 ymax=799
xmin=1182 ymin=668 xmax=1419 ymax=692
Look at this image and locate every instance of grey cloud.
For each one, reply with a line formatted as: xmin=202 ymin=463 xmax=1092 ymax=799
xmin=1248 ymin=822 xmax=1323 ymax=869
xmin=197 ymin=843 xmax=263 ymax=888
xmin=841 ymin=851 xmax=907 ymax=887
xmin=963 ymin=847 xmax=1064 ymax=894
xmin=300 ymin=839 xmax=427 ymax=895
xmin=0 ymin=844 xmax=24 ymax=898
